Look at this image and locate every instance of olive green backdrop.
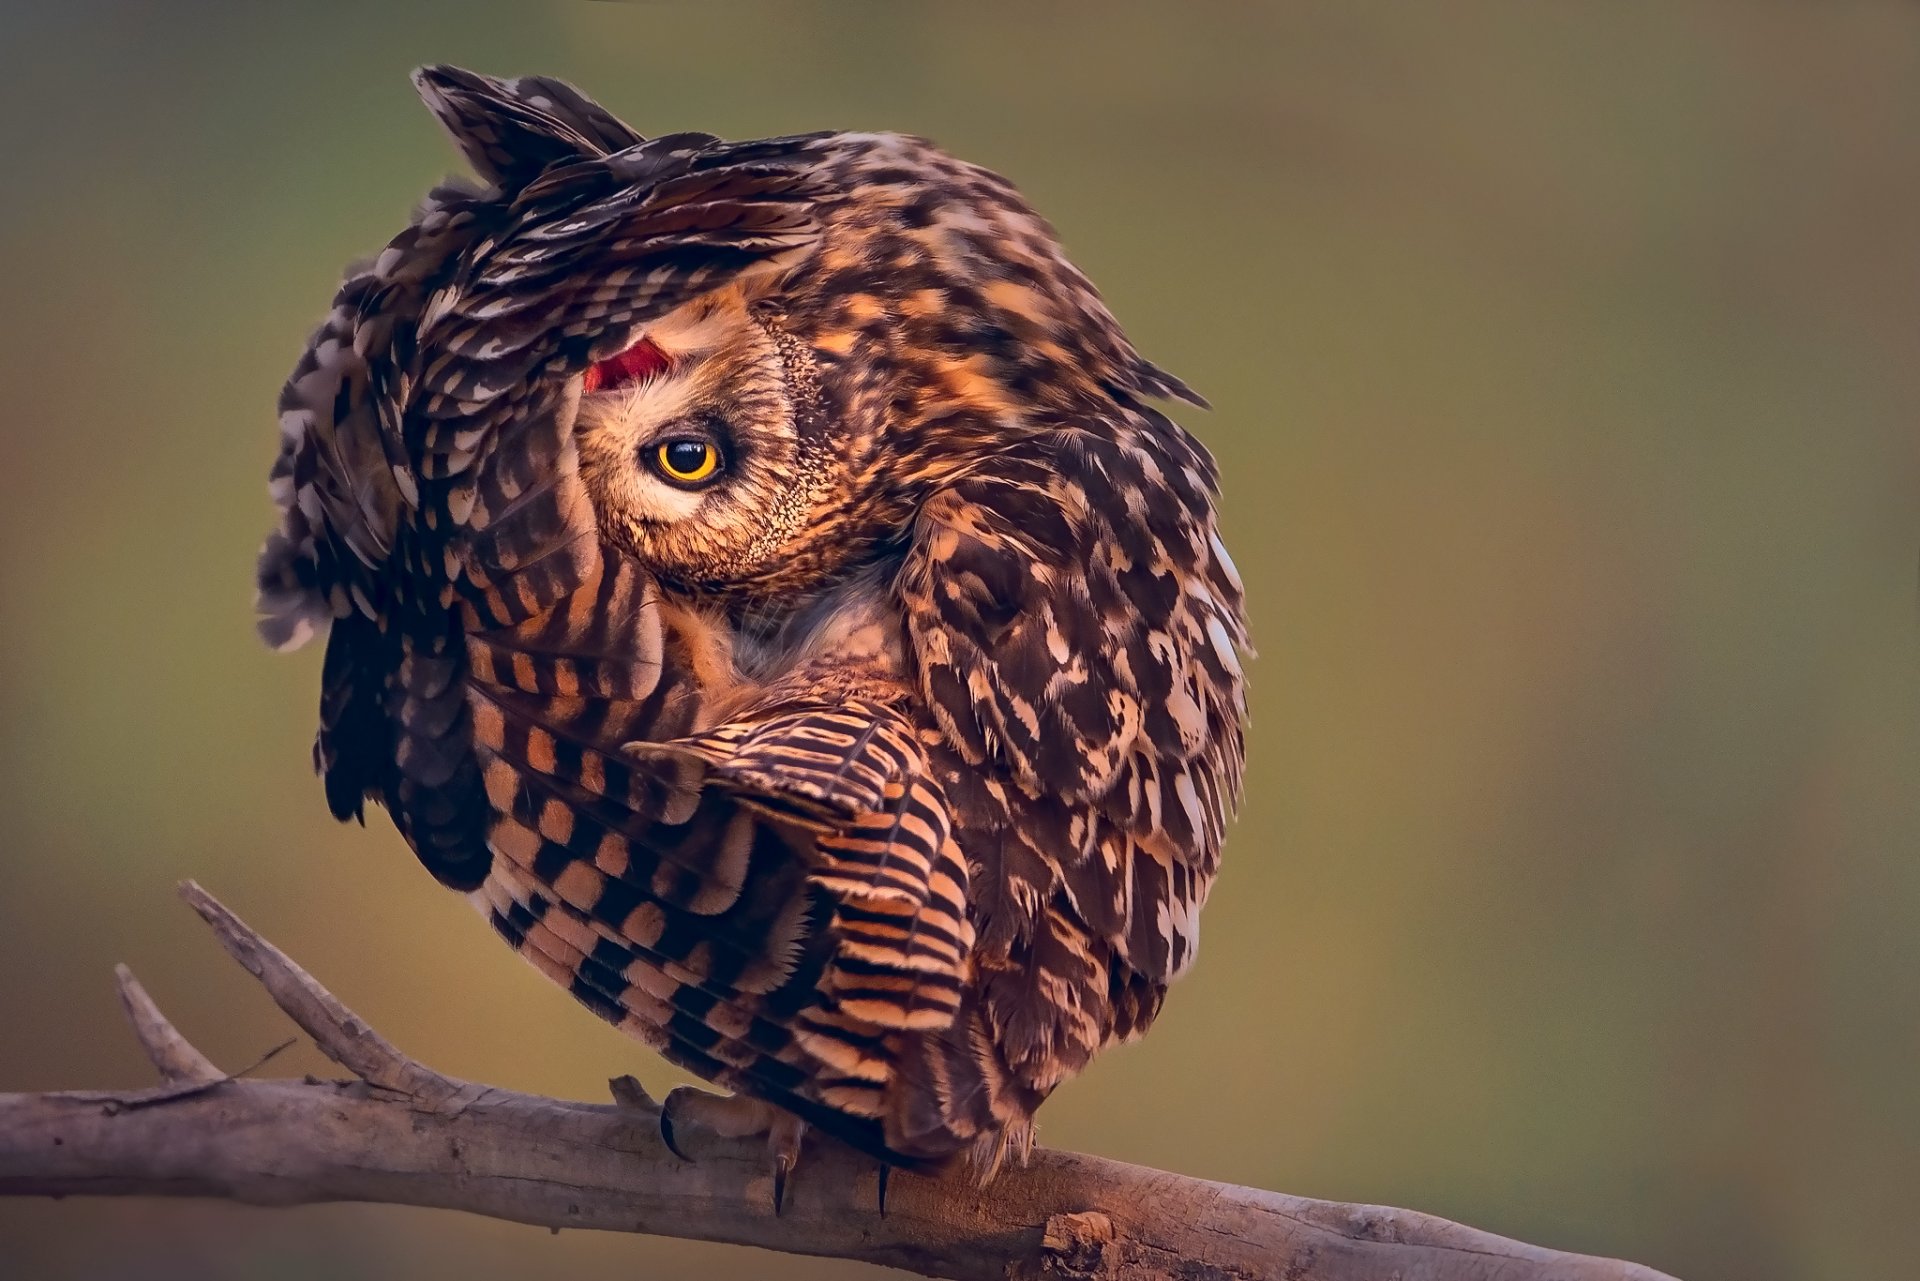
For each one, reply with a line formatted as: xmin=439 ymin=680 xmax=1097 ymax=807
xmin=1 ymin=4 xmax=1913 ymax=1280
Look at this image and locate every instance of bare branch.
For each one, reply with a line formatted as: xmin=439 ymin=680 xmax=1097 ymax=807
xmin=112 ymin=964 xmax=220 ymax=1085
xmin=0 ymin=886 xmax=1680 ymax=1281
xmin=176 ymin=880 xmax=464 ymax=1106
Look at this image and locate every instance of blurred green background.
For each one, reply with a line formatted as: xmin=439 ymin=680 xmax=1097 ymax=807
xmin=1 ymin=4 xmax=1914 ymax=1279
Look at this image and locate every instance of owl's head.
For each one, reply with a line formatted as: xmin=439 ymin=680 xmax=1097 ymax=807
xmin=396 ymin=66 xmax=1204 ymax=604
xmin=569 ymin=282 xmax=848 ymax=593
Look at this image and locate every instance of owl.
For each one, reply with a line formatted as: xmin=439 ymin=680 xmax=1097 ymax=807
xmin=256 ymin=66 xmax=1248 ymax=1195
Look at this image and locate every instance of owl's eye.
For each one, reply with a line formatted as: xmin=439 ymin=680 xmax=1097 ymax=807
xmin=650 ymin=438 xmax=723 ymax=486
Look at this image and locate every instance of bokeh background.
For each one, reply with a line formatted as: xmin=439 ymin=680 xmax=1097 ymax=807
xmin=1 ymin=4 xmax=1914 ymax=1279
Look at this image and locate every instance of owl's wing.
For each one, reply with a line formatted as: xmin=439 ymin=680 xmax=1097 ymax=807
xmin=470 ymin=664 xmax=978 ymax=1158
xmin=899 ymin=410 xmax=1249 ymax=1083
xmin=624 ymin=702 xmax=975 ymax=1034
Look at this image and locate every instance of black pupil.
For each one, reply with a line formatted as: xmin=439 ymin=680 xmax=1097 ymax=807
xmin=665 ymin=441 xmax=708 ymax=474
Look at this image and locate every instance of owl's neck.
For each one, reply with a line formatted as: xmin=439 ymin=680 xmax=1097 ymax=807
xmin=721 ymin=559 xmax=908 ymax=695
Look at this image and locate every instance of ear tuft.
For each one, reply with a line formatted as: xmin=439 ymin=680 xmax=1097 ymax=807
xmin=411 ymin=64 xmax=646 ymax=188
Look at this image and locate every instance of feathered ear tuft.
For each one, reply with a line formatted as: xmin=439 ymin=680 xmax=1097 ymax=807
xmin=411 ymin=64 xmax=646 ymax=188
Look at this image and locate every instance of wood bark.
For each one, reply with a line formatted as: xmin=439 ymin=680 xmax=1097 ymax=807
xmin=0 ymin=882 xmax=1680 ymax=1281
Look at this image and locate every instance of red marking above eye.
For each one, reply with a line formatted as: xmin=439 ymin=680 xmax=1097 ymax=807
xmin=582 ymin=336 xmax=672 ymax=393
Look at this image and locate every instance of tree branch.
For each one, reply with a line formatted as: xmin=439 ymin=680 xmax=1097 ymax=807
xmin=0 ymin=883 xmax=1678 ymax=1281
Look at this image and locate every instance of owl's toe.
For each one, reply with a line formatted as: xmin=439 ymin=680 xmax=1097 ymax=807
xmin=657 ymin=1085 xmax=808 ymax=1213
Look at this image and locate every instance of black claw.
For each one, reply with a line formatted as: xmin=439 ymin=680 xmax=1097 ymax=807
xmin=659 ymin=1108 xmax=691 ymax=1162
xmin=876 ymin=1162 xmax=891 ymax=1217
xmin=772 ymin=1160 xmax=789 ymax=1216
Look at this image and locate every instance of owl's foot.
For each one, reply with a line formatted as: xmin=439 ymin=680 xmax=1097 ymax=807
xmin=659 ymin=1085 xmax=807 ymax=1214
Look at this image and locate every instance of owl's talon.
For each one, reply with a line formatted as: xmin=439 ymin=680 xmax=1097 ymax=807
xmin=658 ymin=1105 xmax=692 ymax=1161
xmin=658 ymin=1084 xmax=806 ymax=1196
xmin=767 ymin=1111 xmax=806 ymax=1215
xmin=772 ymin=1152 xmax=791 ymax=1216
xmin=876 ymin=1162 xmax=892 ymax=1217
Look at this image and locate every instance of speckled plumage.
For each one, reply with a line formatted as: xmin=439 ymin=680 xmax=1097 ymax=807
xmin=257 ymin=65 xmax=1248 ymax=1176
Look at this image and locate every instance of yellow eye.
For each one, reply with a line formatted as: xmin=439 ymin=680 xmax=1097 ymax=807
xmin=652 ymin=439 xmax=721 ymax=485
